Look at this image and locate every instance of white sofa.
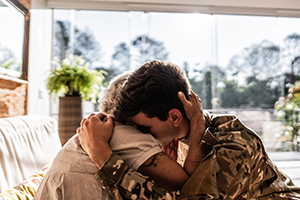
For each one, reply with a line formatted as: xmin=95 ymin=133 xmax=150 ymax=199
xmin=0 ymin=115 xmax=62 ymax=197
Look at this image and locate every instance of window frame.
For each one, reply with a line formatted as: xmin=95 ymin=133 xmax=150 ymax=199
xmin=4 ymin=0 xmax=30 ymax=81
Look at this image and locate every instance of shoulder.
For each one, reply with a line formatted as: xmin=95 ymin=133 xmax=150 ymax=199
xmin=206 ymin=114 xmax=264 ymax=154
xmin=113 ymin=122 xmax=145 ymax=133
xmin=111 ymin=122 xmax=161 ymax=147
xmin=49 ymin=135 xmax=99 ymax=174
xmin=110 ymin=122 xmax=162 ymax=170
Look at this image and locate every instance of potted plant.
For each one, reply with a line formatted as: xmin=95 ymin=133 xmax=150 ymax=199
xmin=47 ymin=55 xmax=106 ymax=145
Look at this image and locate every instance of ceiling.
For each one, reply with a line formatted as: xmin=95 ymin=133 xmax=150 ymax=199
xmin=45 ymin=0 xmax=300 ymax=17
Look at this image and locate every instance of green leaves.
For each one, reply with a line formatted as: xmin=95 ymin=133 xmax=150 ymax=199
xmin=47 ymin=55 xmax=107 ymax=102
xmin=0 ymin=58 xmax=21 ymax=70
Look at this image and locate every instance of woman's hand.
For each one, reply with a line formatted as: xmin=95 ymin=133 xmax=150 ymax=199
xmin=77 ymin=113 xmax=114 ymax=169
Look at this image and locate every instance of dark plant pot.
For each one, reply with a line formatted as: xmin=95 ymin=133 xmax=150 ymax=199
xmin=58 ymin=96 xmax=82 ymax=145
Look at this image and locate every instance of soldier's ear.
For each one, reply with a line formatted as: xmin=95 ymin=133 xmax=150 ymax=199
xmin=168 ymin=109 xmax=182 ymax=127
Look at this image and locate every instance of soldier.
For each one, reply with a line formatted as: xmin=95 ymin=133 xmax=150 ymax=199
xmin=79 ymin=60 xmax=300 ymax=199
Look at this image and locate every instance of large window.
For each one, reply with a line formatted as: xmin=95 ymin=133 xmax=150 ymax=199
xmin=53 ymin=9 xmax=300 ymax=152
xmin=0 ymin=1 xmax=24 ymax=77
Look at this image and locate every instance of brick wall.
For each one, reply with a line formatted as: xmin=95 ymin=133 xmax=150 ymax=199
xmin=0 ymin=76 xmax=28 ymax=118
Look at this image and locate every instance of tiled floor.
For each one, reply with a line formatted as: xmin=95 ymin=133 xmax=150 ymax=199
xmin=268 ymin=151 xmax=300 ymax=186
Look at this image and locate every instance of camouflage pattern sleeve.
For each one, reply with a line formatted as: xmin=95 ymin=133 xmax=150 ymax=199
xmin=95 ymin=153 xmax=174 ymax=200
xmin=181 ymin=114 xmax=300 ymax=199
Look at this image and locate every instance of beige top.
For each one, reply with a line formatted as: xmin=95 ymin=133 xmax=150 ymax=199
xmin=34 ymin=122 xmax=162 ymax=200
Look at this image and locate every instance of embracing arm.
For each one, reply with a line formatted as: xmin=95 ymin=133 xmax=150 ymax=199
xmin=138 ymin=151 xmax=189 ymax=192
xmin=78 ymin=113 xmax=113 ymax=169
xmin=95 ymin=152 xmax=175 ymax=200
xmin=78 ymin=90 xmax=207 ymax=198
xmin=78 ymin=113 xmax=188 ymax=199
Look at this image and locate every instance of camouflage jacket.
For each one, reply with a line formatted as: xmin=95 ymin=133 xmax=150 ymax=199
xmin=95 ymin=114 xmax=300 ymax=200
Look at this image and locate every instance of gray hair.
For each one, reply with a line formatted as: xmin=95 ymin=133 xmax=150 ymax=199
xmin=98 ymin=71 xmax=132 ymax=116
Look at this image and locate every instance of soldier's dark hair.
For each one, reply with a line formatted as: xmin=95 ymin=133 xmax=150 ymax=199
xmin=114 ymin=60 xmax=190 ymax=123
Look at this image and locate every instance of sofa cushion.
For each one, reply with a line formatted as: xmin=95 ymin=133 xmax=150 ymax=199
xmin=0 ymin=115 xmax=62 ymax=192
xmin=0 ymin=163 xmax=51 ymax=200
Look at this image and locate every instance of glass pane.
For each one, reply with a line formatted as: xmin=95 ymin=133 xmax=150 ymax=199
xmin=0 ymin=1 xmax=24 ymax=77
xmin=215 ymin=15 xmax=300 ymax=153
xmin=52 ymin=10 xmax=300 ymax=154
xmin=149 ymin=13 xmax=214 ymax=109
xmin=216 ymin=15 xmax=282 ymax=109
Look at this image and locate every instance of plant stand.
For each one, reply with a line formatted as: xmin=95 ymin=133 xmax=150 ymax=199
xmin=59 ymin=96 xmax=82 ymax=145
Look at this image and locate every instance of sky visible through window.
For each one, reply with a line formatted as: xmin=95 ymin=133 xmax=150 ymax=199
xmin=52 ymin=9 xmax=300 ymax=111
xmin=54 ymin=10 xmax=300 ymax=74
xmin=0 ymin=6 xmax=24 ymax=72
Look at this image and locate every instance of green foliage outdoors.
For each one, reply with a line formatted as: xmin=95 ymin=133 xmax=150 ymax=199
xmin=53 ymin=20 xmax=300 ymax=111
xmin=47 ymin=55 xmax=107 ymax=103
xmin=54 ymin=21 xmax=102 ymax=64
xmin=0 ymin=58 xmax=22 ymax=73
xmin=0 ymin=58 xmax=18 ymax=69
xmin=274 ymin=80 xmax=300 ymax=149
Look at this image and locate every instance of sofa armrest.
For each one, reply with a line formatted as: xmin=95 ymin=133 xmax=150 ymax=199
xmin=0 ymin=115 xmax=62 ymax=192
